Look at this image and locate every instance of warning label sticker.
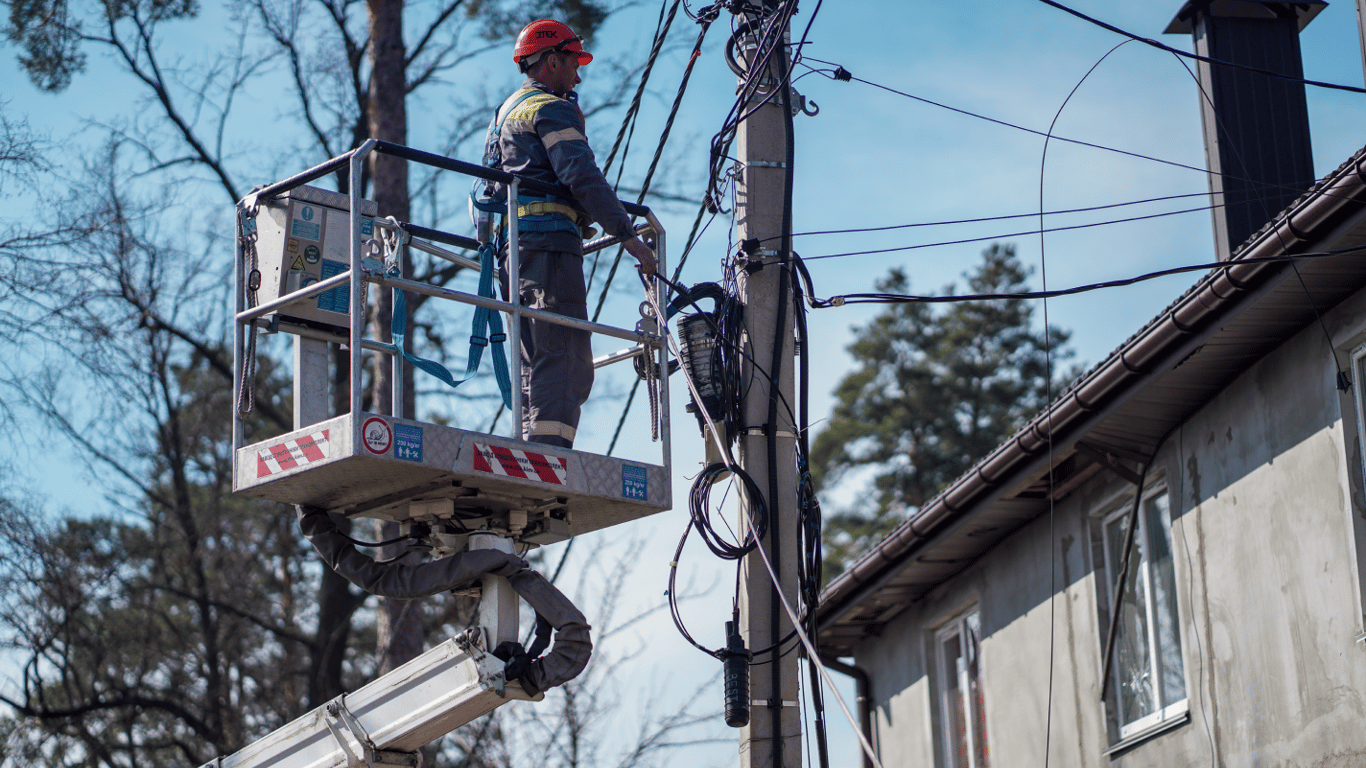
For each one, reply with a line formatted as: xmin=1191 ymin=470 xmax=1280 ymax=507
xmin=292 ymin=217 xmax=321 ymax=241
xmin=394 ymin=424 xmax=423 ymax=462
xmin=471 ymin=442 xmax=568 ymax=485
xmin=362 ymin=417 xmax=392 ymax=455
xmin=622 ymin=464 xmax=648 ymax=500
xmin=256 ymin=429 xmax=331 ymax=478
xmin=317 ymin=259 xmax=349 ymax=314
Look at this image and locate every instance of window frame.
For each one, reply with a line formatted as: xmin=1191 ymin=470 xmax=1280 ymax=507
xmin=1350 ymin=342 xmax=1366 ymax=490
xmin=1093 ymin=481 xmax=1189 ymax=741
xmin=932 ymin=607 xmax=988 ymax=768
xmin=1347 ymin=341 xmax=1366 ymax=639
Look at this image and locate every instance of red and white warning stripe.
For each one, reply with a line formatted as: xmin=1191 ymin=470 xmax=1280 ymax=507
xmin=257 ymin=429 xmax=331 ymax=478
xmin=472 ymin=442 xmax=568 ymax=485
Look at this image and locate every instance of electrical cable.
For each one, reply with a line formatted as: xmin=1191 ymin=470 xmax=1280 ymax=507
xmin=798 ymin=57 xmax=1362 ymax=204
xmin=704 ymin=0 xmax=801 ymax=202
xmin=586 ymin=0 xmax=682 ymax=293
xmin=766 ymin=42 xmax=796 ymax=768
xmin=795 ymin=202 xmax=1222 ymax=260
xmin=590 ymin=9 xmax=718 ymax=324
xmin=738 ymin=456 xmax=886 ymax=768
xmin=1176 ymin=425 xmax=1219 ymax=766
xmin=765 ymin=188 xmax=1335 ymax=241
xmin=798 ymin=245 xmax=1366 ymax=307
xmin=336 ymin=531 xmax=421 ymax=549
xmin=1035 ymin=0 xmax=1366 ymax=95
xmin=769 ymin=180 xmax=1359 ymax=259
xmin=1036 ymin=38 xmax=1141 ymax=768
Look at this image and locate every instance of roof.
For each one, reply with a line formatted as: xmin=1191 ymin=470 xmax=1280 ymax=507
xmin=815 ymin=145 xmax=1366 ymax=657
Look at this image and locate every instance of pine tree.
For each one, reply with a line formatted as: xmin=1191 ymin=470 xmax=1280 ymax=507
xmin=811 ymin=243 xmax=1075 ymax=576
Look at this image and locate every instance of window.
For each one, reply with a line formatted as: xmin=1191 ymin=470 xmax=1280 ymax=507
xmin=935 ymin=610 xmax=988 ymax=768
xmin=1347 ymin=343 xmax=1366 ymax=638
xmin=1098 ymin=487 xmax=1187 ymax=738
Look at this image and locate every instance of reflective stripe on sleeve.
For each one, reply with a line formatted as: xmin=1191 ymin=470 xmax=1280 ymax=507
xmin=542 ymin=127 xmax=587 ymax=149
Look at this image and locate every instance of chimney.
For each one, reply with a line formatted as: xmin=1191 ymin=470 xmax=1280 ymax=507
xmin=1165 ymin=1 xmax=1325 ymax=260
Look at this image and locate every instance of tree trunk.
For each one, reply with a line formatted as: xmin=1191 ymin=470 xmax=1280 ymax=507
xmin=366 ymin=0 xmax=424 ymax=673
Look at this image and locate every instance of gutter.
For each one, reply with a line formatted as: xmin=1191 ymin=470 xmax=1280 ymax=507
xmin=817 ymin=147 xmax=1366 ymax=629
xmin=820 ymin=655 xmax=876 ymax=768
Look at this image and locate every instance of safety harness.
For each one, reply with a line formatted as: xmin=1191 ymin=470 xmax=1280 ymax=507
xmin=373 ymin=227 xmax=513 ymax=410
xmin=471 ymin=87 xmax=595 ymax=240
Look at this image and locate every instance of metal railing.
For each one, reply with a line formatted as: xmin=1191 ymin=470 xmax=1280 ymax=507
xmin=231 ymin=139 xmax=670 ymax=471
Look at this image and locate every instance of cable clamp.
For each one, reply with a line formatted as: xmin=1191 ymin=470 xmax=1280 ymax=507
xmin=750 ymin=698 xmax=799 ymax=708
xmin=741 ymin=427 xmax=797 ymax=440
xmin=746 ymin=160 xmax=787 ymax=169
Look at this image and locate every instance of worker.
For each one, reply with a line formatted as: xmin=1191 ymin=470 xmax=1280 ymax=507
xmin=481 ymin=18 xmax=656 ymax=449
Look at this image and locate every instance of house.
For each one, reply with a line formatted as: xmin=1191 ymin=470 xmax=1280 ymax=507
xmin=815 ymin=2 xmax=1366 ymax=765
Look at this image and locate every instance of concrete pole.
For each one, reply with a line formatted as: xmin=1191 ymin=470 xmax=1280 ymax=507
xmin=1357 ymin=0 xmax=1366 ymax=92
xmin=734 ymin=12 xmax=801 ymax=768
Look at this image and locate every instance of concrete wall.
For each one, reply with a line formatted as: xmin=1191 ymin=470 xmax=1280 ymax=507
xmin=855 ymin=288 xmax=1366 ymax=766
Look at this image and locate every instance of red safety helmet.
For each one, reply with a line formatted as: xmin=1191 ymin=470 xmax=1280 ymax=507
xmin=513 ymin=20 xmax=593 ymax=69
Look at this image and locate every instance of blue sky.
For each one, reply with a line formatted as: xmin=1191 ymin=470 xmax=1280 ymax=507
xmin=4 ymin=0 xmax=1366 ymax=764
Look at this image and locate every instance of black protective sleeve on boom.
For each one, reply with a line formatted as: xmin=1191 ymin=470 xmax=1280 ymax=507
xmin=297 ymin=506 xmax=527 ymax=597
xmin=504 ymin=568 xmax=592 ymax=696
xmin=296 ymin=506 xmax=592 ymax=694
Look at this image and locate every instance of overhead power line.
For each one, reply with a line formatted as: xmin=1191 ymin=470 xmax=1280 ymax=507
xmin=1035 ymin=0 xmax=1366 ymax=95
xmin=800 ymin=59 xmax=1364 ymax=206
xmin=796 ymin=202 xmax=1213 ymax=260
xmin=800 ymin=244 xmax=1366 ymax=307
xmin=799 ymin=56 xmax=1212 ymax=177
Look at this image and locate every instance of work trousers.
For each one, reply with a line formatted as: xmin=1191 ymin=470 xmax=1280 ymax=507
xmin=499 ymin=248 xmax=593 ymax=448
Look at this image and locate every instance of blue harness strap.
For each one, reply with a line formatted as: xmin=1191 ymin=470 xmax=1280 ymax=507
xmin=472 ymin=88 xmax=586 ymax=238
xmin=374 ymin=242 xmax=513 ymax=409
xmin=471 ymin=88 xmax=549 ymax=215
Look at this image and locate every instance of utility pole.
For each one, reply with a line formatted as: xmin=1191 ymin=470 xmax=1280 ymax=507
xmin=734 ymin=7 xmax=801 ymax=768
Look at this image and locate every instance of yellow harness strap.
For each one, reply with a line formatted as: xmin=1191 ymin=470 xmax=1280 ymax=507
xmin=517 ymin=201 xmax=598 ymax=239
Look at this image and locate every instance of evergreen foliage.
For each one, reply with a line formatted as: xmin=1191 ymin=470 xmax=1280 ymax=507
xmin=811 ymin=243 xmax=1076 ymax=577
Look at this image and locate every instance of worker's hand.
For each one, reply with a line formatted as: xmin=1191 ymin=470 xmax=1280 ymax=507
xmin=624 ymin=237 xmax=656 ymax=277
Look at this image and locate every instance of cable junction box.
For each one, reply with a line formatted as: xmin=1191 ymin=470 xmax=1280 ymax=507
xmin=252 ymin=186 xmax=378 ymax=331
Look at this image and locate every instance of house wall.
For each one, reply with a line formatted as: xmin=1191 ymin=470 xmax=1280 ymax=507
xmin=855 ymin=288 xmax=1366 ymax=766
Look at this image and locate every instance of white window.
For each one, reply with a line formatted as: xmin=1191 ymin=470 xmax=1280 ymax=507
xmin=935 ymin=610 xmax=988 ymax=768
xmin=1346 ymin=343 xmax=1366 ymax=638
xmin=1098 ymin=487 xmax=1187 ymax=738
